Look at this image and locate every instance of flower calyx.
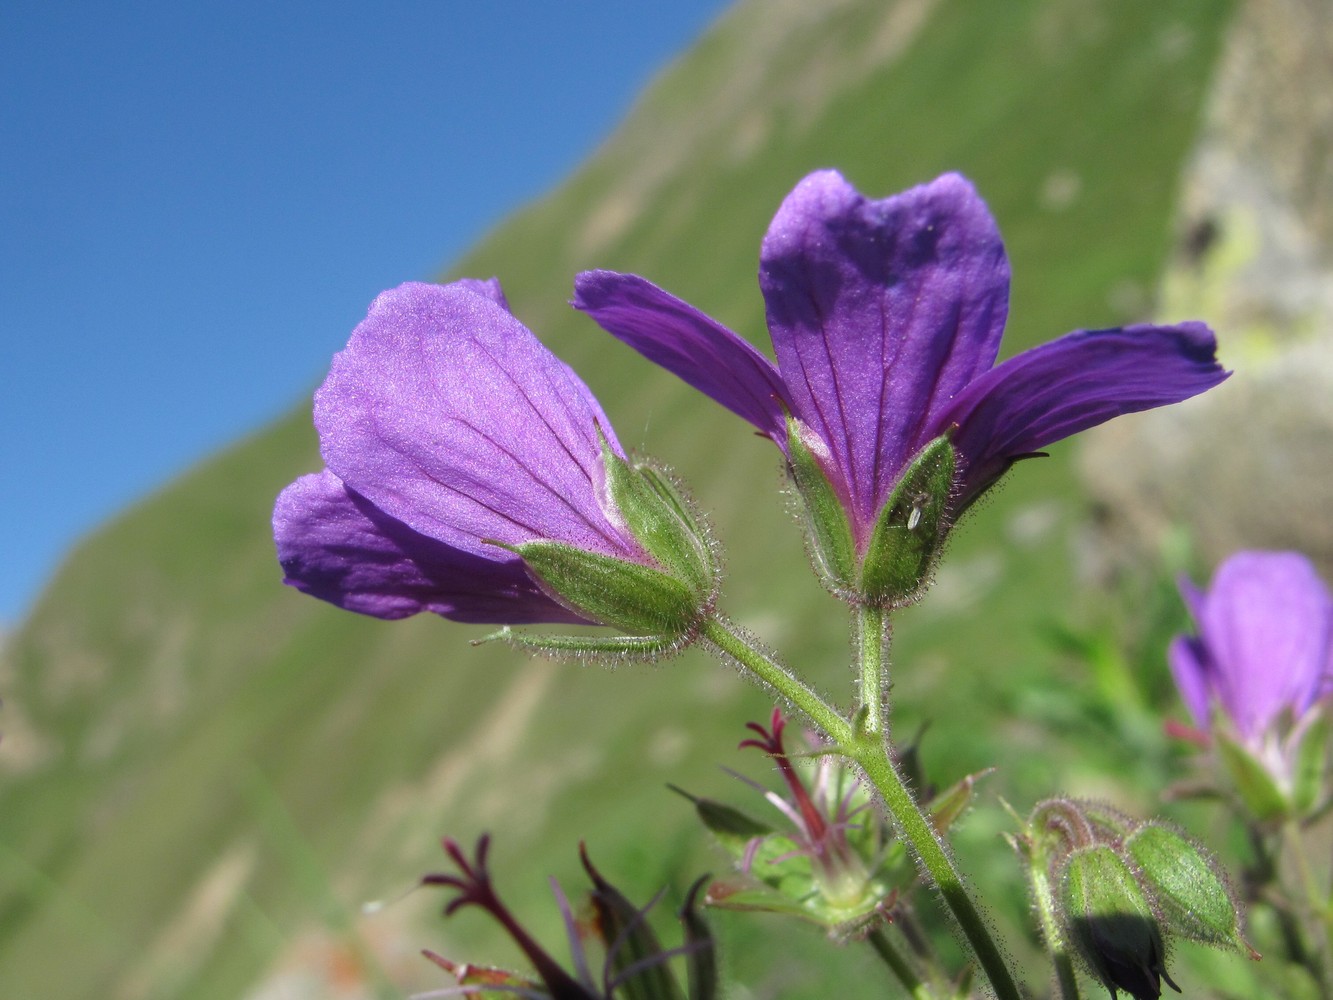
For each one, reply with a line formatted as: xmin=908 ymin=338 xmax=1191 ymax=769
xmin=498 ymin=435 xmax=721 ymax=659
xmin=1017 ymin=798 xmax=1256 ymax=1000
xmin=674 ymin=709 xmax=982 ymax=940
xmin=787 ymin=414 xmax=957 ymax=608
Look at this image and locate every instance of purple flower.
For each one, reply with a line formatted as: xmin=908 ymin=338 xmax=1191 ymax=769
xmin=1169 ymin=551 xmax=1333 ymax=755
xmin=574 ymin=171 xmax=1228 ymax=549
xmin=274 ymin=279 xmax=652 ymax=626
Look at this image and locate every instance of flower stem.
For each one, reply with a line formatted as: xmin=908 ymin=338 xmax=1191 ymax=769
xmin=705 ymin=613 xmax=1024 ymax=1000
xmin=850 ymin=734 xmax=1023 ymax=1000
xmin=856 ymin=604 xmax=888 ymax=737
xmin=1281 ymin=818 xmax=1333 ymax=991
xmin=1023 ymin=829 xmax=1084 ymax=1000
xmin=865 ymin=926 xmax=936 ymax=1000
xmin=700 ymin=617 xmax=852 ymax=745
xmin=853 ymin=607 xmax=1022 ymax=1000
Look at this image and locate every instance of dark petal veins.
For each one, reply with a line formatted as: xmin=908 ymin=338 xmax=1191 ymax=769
xmin=314 ymin=281 xmax=638 ymax=560
xmin=936 ymin=321 xmax=1229 ymax=508
xmin=274 ymin=471 xmax=591 ymax=624
xmin=574 ymin=270 xmax=790 ymax=446
xmin=759 ymin=171 xmax=1010 ymax=529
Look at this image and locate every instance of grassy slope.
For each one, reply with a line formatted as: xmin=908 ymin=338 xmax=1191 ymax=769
xmin=0 ymin=2 xmax=1238 ymax=998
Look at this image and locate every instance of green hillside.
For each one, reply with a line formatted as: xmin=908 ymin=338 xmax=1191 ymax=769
xmin=1 ymin=2 xmax=1245 ymax=998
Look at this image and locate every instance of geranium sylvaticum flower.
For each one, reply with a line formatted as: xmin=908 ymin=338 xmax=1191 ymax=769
xmin=575 ymin=171 xmax=1229 ymax=604
xmin=274 ymin=279 xmax=718 ymax=651
xmin=1169 ymin=550 xmax=1333 ymax=813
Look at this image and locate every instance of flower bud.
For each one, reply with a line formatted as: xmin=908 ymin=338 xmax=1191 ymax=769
xmin=1021 ymin=799 xmax=1255 ymax=998
xmin=1058 ymin=845 xmax=1180 ymax=1000
xmin=1124 ymin=823 xmax=1255 ymax=958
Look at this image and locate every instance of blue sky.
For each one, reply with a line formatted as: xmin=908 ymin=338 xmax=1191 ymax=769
xmin=0 ymin=1 xmax=731 ymax=627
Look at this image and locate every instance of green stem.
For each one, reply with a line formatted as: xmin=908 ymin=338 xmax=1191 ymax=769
xmin=853 ymin=606 xmax=1022 ymax=1000
xmin=866 ymin=926 xmax=936 ymax=1000
xmin=1281 ymin=819 xmax=1333 ymax=991
xmin=851 ymin=735 xmax=1023 ymax=1000
xmin=856 ymin=604 xmax=888 ymax=737
xmin=700 ymin=617 xmax=851 ymax=745
xmin=1025 ymin=838 xmax=1084 ymax=999
xmin=704 ymin=614 xmax=1024 ymax=1000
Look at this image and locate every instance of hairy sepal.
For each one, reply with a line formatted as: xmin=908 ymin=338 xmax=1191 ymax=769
xmin=601 ymin=435 xmax=718 ymax=605
xmin=858 ymin=435 xmax=956 ymax=607
xmin=784 ymin=414 xmax=857 ymax=592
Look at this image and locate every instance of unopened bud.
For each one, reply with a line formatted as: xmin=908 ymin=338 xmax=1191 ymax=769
xmin=1124 ymin=824 xmax=1256 ymax=958
xmin=1059 ymin=845 xmax=1180 ymax=1000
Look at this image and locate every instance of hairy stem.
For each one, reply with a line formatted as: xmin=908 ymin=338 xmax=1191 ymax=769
xmin=1024 ymin=833 xmax=1084 ymax=1000
xmin=851 ymin=734 xmax=1023 ymax=1000
xmin=856 ymin=604 xmax=888 ymax=737
xmin=700 ymin=617 xmax=851 ymax=745
xmin=704 ymin=614 xmax=1024 ymax=1000
xmin=866 ymin=926 xmax=937 ymax=1000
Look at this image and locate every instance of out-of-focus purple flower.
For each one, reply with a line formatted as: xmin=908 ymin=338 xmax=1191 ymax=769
xmin=575 ymin=171 xmax=1228 ymax=549
xmin=274 ymin=279 xmax=652 ymax=626
xmin=1169 ymin=551 xmax=1333 ymax=766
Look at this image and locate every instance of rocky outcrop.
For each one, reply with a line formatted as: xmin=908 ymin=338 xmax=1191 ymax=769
xmin=1078 ymin=0 xmax=1333 ymax=580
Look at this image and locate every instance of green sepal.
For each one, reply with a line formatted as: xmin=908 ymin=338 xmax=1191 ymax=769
xmin=703 ymin=876 xmax=821 ymax=921
xmin=1059 ymin=845 xmax=1176 ymax=999
xmin=784 ymin=414 xmax=857 ymax=590
xmin=706 ymin=821 xmax=894 ymax=935
xmin=1124 ymin=823 xmax=1255 ymax=957
xmin=1215 ymin=730 xmax=1290 ymax=823
xmin=858 ymin=435 xmax=956 ymax=606
xmin=514 ymin=540 xmax=703 ymax=636
xmin=478 ymin=626 xmax=685 ymax=660
xmin=927 ymin=768 xmax=992 ymax=836
xmin=422 ymin=951 xmax=539 ymax=998
xmin=601 ymin=435 xmax=716 ymax=602
xmin=1291 ymin=713 xmax=1330 ymax=817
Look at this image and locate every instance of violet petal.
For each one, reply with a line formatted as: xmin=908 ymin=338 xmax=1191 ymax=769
xmin=1167 ymin=634 xmax=1213 ymax=731
xmin=573 ymin=270 xmax=790 ymax=444
xmin=759 ymin=171 xmax=1010 ymax=526
xmin=315 ymin=281 xmax=638 ymax=560
xmin=1196 ymin=552 xmax=1333 ymax=740
xmin=938 ymin=321 xmax=1228 ymax=507
xmin=274 ymin=471 xmax=589 ymax=624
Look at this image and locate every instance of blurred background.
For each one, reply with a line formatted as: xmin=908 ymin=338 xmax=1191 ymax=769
xmin=2 ymin=1 xmax=1330 ymax=998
